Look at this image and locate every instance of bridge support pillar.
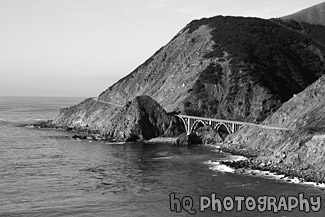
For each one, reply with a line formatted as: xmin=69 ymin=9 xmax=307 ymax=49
xmin=231 ymin=123 xmax=235 ymax=134
xmin=178 ymin=117 xmax=191 ymax=135
xmin=186 ymin=118 xmax=191 ymax=135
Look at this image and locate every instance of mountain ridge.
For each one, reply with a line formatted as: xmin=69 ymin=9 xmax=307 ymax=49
xmin=282 ymin=1 xmax=325 ymax=26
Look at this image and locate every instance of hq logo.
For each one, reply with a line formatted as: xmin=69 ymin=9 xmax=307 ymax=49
xmin=169 ymin=193 xmax=321 ymax=215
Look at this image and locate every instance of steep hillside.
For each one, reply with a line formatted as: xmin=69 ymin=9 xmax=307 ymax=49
xmin=53 ymin=16 xmax=325 ymax=135
xmin=225 ymin=74 xmax=325 ymax=181
xmin=282 ymin=2 xmax=325 ymax=26
xmin=181 ymin=17 xmax=325 ymax=121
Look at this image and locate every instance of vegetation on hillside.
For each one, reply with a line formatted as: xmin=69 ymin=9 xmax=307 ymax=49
xmin=272 ymin=18 xmax=325 ymax=46
xmin=183 ymin=16 xmax=325 ymax=122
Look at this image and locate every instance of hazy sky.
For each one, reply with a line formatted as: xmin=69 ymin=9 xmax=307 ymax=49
xmin=1 ymin=0 xmax=324 ymax=97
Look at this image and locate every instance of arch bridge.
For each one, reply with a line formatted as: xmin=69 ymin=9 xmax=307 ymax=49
xmin=176 ymin=115 xmax=289 ymax=135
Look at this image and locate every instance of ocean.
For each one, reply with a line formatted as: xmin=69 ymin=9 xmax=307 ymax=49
xmin=0 ymin=96 xmax=324 ymax=217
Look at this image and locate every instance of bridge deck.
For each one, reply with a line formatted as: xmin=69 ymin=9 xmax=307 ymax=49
xmin=177 ymin=115 xmax=290 ymax=131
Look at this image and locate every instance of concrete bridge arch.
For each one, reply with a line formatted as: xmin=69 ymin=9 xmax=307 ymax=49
xmin=214 ymin=123 xmax=232 ymax=135
xmin=191 ymin=120 xmax=206 ymax=134
xmin=176 ymin=115 xmax=245 ymax=136
xmin=176 ymin=114 xmax=288 ymax=136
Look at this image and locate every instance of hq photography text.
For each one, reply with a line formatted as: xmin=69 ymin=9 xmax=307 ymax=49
xmin=169 ymin=193 xmax=321 ymax=215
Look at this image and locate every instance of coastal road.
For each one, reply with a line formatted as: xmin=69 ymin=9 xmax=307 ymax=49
xmin=92 ymin=97 xmax=124 ymax=108
xmin=91 ymin=98 xmax=289 ymax=131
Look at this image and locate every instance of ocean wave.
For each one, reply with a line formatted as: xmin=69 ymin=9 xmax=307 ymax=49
xmin=204 ymin=154 xmax=248 ymax=174
xmin=106 ymin=142 xmax=127 ymax=145
xmin=0 ymin=120 xmax=13 ymax=125
xmin=248 ymin=170 xmax=325 ymax=188
xmin=205 ymin=160 xmax=235 ymax=173
xmin=152 ymin=155 xmax=180 ymax=160
xmin=0 ymin=118 xmax=48 ymax=126
xmin=205 ymin=159 xmax=325 ymax=188
xmin=224 ymin=155 xmax=248 ymax=162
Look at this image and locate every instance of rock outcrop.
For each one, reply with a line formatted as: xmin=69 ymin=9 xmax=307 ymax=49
xmin=195 ymin=126 xmax=224 ymax=145
xmin=54 ymin=95 xmax=184 ymax=141
xmin=102 ymin=95 xmax=184 ymax=141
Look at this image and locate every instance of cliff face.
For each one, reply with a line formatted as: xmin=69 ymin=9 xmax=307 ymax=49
xmin=226 ymin=74 xmax=325 ymax=181
xmin=53 ymin=16 xmax=325 ymax=136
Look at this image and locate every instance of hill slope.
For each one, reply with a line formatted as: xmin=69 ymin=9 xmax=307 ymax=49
xmin=225 ymin=74 xmax=325 ymax=182
xmin=53 ymin=16 xmax=325 ymax=137
xmin=282 ymin=2 xmax=325 ymax=26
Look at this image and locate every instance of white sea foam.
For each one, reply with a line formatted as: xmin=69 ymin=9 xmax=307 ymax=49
xmin=303 ymin=181 xmax=325 ymax=188
xmin=252 ymin=171 xmax=325 ymax=188
xmin=106 ymin=142 xmax=127 ymax=145
xmin=205 ymin=160 xmax=235 ymax=173
xmin=204 ymin=143 xmax=222 ymax=152
xmin=225 ymin=155 xmax=248 ymax=162
xmin=153 ymin=155 xmax=180 ymax=160
xmin=206 ymin=156 xmax=325 ymax=189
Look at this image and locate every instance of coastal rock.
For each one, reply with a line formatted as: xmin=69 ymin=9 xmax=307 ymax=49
xmin=102 ymin=95 xmax=184 ymax=141
xmin=175 ymin=126 xmax=223 ymax=146
xmin=29 ymin=120 xmax=55 ymax=128
xmin=176 ymin=133 xmax=190 ymax=146
xmin=72 ymin=134 xmax=87 ymax=140
xmin=175 ymin=133 xmax=202 ymax=146
xmin=196 ymin=126 xmax=224 ymax=144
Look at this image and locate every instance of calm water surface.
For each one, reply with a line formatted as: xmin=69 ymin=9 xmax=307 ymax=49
xmin=0 ymin=96 xmax=324 ymax=217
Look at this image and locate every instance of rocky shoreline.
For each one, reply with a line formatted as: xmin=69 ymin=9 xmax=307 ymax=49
xmin=211 ymin=145 xmax=325 ymax=188
xmin=27 ymin=119 xmax=325 ymax=186
xmin=26 ymin=120 xmax=112 ymax=142
xmin=27 ymin=120 xmax=185 ymax=144
xmin=207 ymin=158 xmax=325 ymax=189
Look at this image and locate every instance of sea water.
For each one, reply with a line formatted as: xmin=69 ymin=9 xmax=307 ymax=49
xmin=0 ymin=96 xmax=324 ymax=217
